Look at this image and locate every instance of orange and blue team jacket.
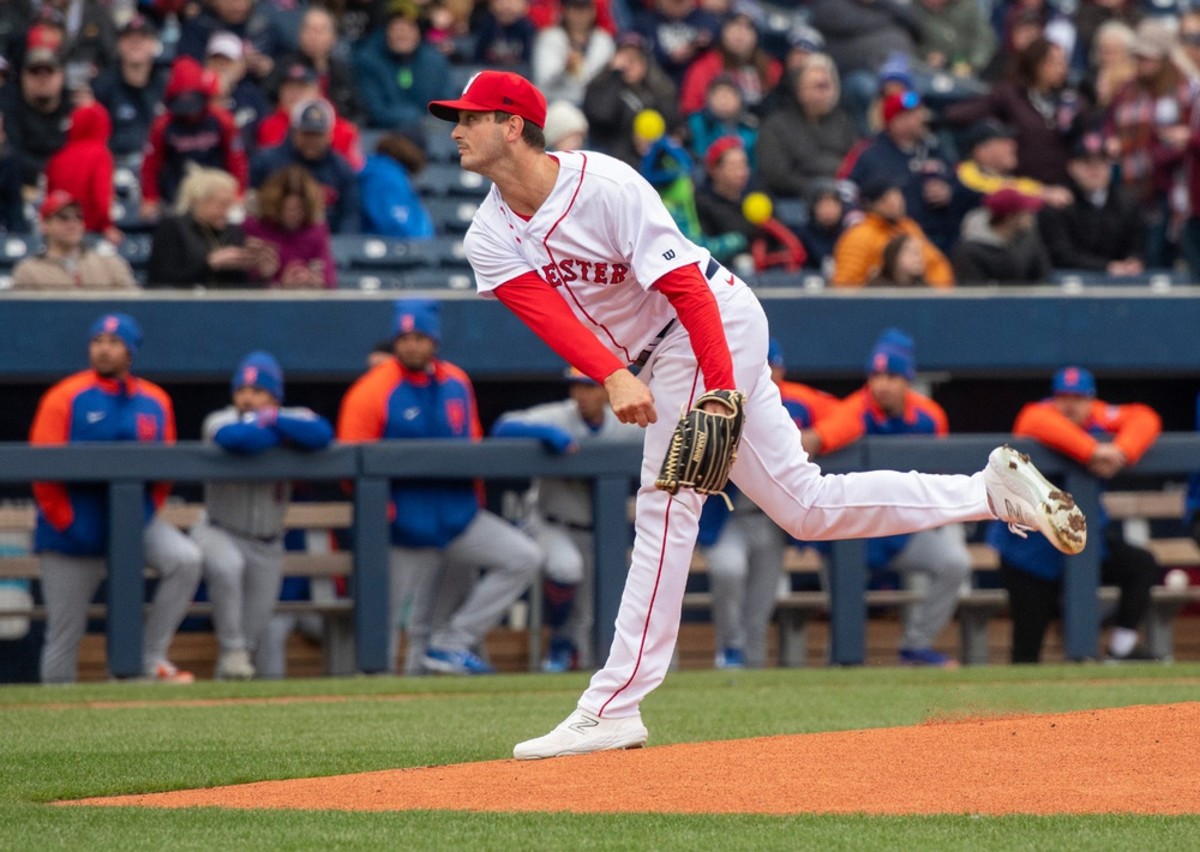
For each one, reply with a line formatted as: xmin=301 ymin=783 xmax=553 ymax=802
xmin=697 ymin=380 xmax=840 ymax=547
xmin=987 ymin=396 xmax=1162 ymax=579
xmin=813 ymin=386 xmax=949 ymax=566
xmin=29 ymin=370 xmax=175 ymax=556
xmin=337 ymin=358 xmax=483 ymax=548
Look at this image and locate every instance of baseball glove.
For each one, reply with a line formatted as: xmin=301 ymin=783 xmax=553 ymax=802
xmin=655 ymin=389 xmax=746 ymax=507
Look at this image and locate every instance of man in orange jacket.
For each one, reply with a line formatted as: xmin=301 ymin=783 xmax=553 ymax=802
xmin=803 ymin=329 xmax=970 ymax=667
xmin=986 ymin=367 xmax=1162 ymax=662
xmin=831 ymin=178 xmax=954 ymax=287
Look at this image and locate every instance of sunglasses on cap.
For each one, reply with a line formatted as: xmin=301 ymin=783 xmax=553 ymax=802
xmin=50 ymin=209 xmax=82 ymax=222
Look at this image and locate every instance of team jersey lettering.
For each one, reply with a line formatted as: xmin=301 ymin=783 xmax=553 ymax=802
xmin=541 ymin=258 xmax=630 ymax=287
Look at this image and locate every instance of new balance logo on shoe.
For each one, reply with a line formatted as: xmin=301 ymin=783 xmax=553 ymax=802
xmin=567 ymin=714 xmax=599 ymax=735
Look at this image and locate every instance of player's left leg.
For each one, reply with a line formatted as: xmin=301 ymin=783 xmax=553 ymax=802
xmin=425 ymin=510 xmax=540 ymax=674
xmin=142 ymin=517 xmax=203 ymax=681
xmin=742 ymin=514 xmax=786 ymax=668
xmin=889 ymin=525 xmax=971 ymax=666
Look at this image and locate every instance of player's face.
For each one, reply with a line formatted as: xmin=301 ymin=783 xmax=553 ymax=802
xmin=393 ymin=332 xmax=437 ymax=371
xmin=89 ymin=333 xmax=132 ymax=379
xmin=866 ymin=373 xmax=908 ymax=416
xmin=233 ymin=385 xmax=278 ymax=413
xmin=452 ymin=110 xmax=509 ymax=174
xmin=1051 ymin=393 xmax=1092 ymax=427
xmin=570 ymin=382 xmax=609 ymax=424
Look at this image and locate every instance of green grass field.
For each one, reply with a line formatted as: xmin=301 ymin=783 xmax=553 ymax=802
xmin=4 ymin=663 xmax=1200 ymax=850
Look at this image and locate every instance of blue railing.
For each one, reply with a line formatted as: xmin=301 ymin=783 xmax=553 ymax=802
xmin=2 ymin=435 xmax=1196 ymax=675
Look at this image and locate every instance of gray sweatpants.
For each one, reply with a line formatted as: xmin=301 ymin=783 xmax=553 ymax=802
xmin=702 ymin=511 xmax=785 ymax=668
xmin=190 ymin=516 xmax=283 ymax=656
xmin=389 ymin=509 xmax=541 ymax=674
xmin=890 ymin=525 xmax=972 ymax=651
xmin=40 ymin=517 xmax=203 ymax=683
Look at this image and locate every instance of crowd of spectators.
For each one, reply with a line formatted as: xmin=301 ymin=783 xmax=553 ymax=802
xmin=1 ymin=0 xmax=1200 ymax=289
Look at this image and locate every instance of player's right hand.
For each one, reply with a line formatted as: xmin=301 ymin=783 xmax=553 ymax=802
xmin=604 ymin=369 xmax=656 ymax=427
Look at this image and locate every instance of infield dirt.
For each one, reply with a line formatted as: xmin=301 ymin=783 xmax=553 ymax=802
xmin=66 ymin=702 xmax=1200 ymax=815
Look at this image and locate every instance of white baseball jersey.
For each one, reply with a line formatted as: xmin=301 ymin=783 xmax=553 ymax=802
xmin=469 ymin=147 xmax=996 ymax=723
xmin=465 ymin=150 xmax=714 ymax=364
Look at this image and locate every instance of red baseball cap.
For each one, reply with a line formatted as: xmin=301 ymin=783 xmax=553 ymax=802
xmin=881 ymin=89 xmax=922 ymax=125
xmin=40 ymin=189 xmax=79 ymax=219
xmin=983 ymin=187 xmax=1043 ymax=218
xmin=705 ymin=135 xmax=744 ymax=172
xmin=428 ymin=70 xmax=547 ymax=129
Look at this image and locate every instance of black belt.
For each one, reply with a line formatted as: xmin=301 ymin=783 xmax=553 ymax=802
xmin=545 ymin=515 xmax=593 ymax=532
xmin=629 ymin=260 xmax=721 ymax=370
xmin=631 ymin=319 xmax=676 ymax=369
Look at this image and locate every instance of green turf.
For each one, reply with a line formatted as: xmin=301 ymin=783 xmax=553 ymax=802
xmin=3 ymin=663 xmax=1199 ymax=850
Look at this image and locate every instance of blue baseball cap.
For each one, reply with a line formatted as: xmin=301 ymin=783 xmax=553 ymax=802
xmin=232 ymin=350 xmax=284 ymax=402
xmin=1052 ymin=366 xmax=1096 ymax=397
xmin=88 ymin=312 xmax=142 ymax=357
xmin=393 ymin=298 xmax=441 ymax=343
xmin=866 ymin=328 xmax=916 ymax=380
xmin=767 ymin=338 xmax=784 ymax=368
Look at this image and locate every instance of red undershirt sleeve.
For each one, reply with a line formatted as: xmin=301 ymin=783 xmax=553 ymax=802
xmin=651 ymin=265 xmax=735 ymax=390
xmin=494 ymin=273 xmax=627 ymax=384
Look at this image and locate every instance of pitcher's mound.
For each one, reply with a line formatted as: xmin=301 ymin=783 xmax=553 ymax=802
xmin=68 ymin=702 xmax=1200 ymax=815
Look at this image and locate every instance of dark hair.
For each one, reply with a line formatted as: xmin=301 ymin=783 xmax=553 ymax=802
xmin=495 ymin=110 xmax=546 ymax=149
xmin=376 ymin=131 xmax=427 ymax=174
xmin=257 ymin=164 xmax=325 ymax=227
xmin=868 ymin=233 xmax=924 ymax=287
xmin=1011 ymin=37 xmax=1058 ymax=90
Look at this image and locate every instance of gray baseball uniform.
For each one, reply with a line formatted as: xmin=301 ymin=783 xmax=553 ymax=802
xmin=40 ymin=518 xmax=202 ymax=683
xmin=494 ymin=399 xmax=641 ymax=666
xmin=192 ymin=405 xmax=321 ymax=661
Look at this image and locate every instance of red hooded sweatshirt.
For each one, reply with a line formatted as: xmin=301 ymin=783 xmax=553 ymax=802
xmin=45 ymin=102 xmax=115 ymax=234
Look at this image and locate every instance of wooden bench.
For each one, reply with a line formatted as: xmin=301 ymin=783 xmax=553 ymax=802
xmin=680 ymin=489 xmax=1200 ymax=666
xmin=0 ymin=501 xmax=358 ymax=676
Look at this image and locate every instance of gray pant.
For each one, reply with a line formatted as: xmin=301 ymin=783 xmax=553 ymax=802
xmin=530 ymin=519 xmax=595 ymax=667
xmin=389 ymin=509 xmax=541 ymax=674
xmin=889 ymin=525 xmax=971 ymax=651
xmin=190 ymin=516 xmax=283 ymax=656
xmin=40 ymin=517 xmax=203 ymax=683
xmin=702 ymin=512 xmax=784 ymax=668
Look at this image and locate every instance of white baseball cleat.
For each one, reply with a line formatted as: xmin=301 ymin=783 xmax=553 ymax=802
xmin=513 ymin=707 xmax=648 ymax=760
xmin=984 ymin=445 xmax=1087 ymax=555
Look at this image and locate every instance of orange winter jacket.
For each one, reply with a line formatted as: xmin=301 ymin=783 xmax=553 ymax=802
xmin=830 ymin=213 xmax=955 ymax=287
xmin=1013 ymin=399 xmax=1162 ymax=465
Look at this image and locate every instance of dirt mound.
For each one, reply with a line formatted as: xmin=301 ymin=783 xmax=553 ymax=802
xmin=66 ymin=702 xmax=1200 ymax=815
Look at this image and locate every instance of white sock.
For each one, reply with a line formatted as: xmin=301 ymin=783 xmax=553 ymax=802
xmin=1109 ymin=627 xmax=1138 ymax=657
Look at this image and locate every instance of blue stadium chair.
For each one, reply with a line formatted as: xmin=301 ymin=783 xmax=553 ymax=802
xmin=426 ymin=197 xmax=481 ymax=235
xmin=773 ymin=198 xmax=810 ymax=231
xmin=116 ymin=233 xmax=154 ymax=269
xmin=421 ymin=118 xmax=463 ymax=163
xmin=329 ymin=234 xmax=439 ymax=271
xmin=415 ymin=163 xmax=490 ymax=197
xmin=394 ymin=267 xmax=476 ymax=291
xmin=0 ymin=234 xmax=36 ymax=271
xmin=384 ymin=235 xmax=471 ymax=269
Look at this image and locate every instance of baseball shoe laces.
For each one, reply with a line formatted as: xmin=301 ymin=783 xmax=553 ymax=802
xmin=513 ymin=706 xmax=648 ymax=760
xmin=984 ymin=445 xmax=1087 ymax=555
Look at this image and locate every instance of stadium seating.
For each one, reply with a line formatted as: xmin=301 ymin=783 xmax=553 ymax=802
xmin=426 ymin=197 xmax=481 ymax=234
xmin=415 ymin=163 xmax=490 ymax=197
